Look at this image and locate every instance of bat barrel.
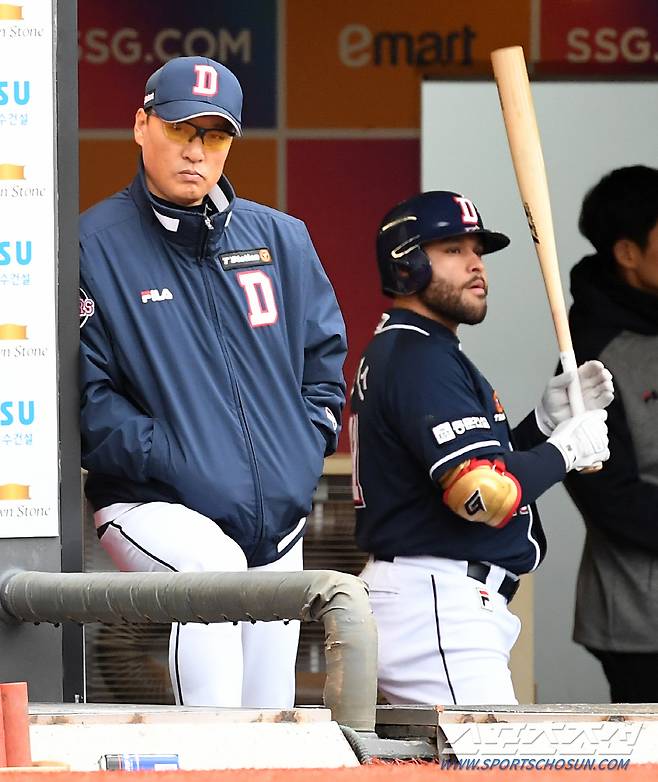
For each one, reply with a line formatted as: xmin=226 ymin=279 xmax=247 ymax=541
xmin=491 ymin=46 xmax=602 ymax=472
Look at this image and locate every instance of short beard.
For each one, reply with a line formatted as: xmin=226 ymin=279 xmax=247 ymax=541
xmin=419 ymin=278 xmax=487 ymax=326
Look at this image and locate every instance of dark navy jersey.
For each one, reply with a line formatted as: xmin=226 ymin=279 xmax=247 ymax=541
xmin=349 ymin=309 xmax=566 ymax=575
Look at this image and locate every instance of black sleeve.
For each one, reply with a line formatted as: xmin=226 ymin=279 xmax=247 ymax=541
xmin=564 ymin=394 xmax=658 ymax=553
xmin=504 ymin=442 xmax=566 ymax=506
xmin=505 ymin=410 xmax=567 ymax=504
xmin=513 ymin=410 xmax=548 ymax=450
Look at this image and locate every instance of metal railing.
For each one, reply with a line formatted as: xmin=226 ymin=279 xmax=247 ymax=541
xmin=0 ymin=568 xmax=377 ymax=731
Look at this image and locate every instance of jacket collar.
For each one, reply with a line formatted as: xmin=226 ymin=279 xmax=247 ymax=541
xmin=570 ymin=253 xmax=658 ymax=336
xmin=129 ymin=157 xmax=236 ymax=252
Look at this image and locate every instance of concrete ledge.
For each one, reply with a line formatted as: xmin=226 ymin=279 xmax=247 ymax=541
xmin=29 ymin=703 xmax=331 ymax=725
xmin=27 ymin=704 xmax=358 ymax=770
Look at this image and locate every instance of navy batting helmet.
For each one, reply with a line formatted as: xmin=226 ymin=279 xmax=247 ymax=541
xmin=376 ymin=191 xmax=510 ymax=297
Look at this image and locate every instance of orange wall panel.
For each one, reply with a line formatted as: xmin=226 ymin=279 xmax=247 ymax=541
xmin=80 ymin=138 xmax=277 ymax=213
xmin=287 ymin=0 xmax=531 ymax=128
xmin=79 ymin=138 xmax=138 ymax=212
xmin=224 ymin=138 xmax=278 ymax=209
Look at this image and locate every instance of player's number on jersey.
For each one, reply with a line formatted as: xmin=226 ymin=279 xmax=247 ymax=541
xmin=349 ymin=414 xmax=366 ymax=508
xmin=237 ymin=270 xmax=279 ymax=327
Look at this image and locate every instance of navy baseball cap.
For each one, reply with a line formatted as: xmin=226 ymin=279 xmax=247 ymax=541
xmin=377 ymin=191 xmax=510 ymax=295
xmin=143 ymin=56 xmax=243 ymax=136
xmin=379 ymin=191 xmax=510 ymax=257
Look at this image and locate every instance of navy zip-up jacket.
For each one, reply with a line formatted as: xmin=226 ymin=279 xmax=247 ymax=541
xmin=80 ymin=163 xmax=347 ymax=566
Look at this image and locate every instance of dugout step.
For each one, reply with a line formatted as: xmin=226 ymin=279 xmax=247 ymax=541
xmin=374 ymin=703 xmax=658 ymax=765
xmin=376 ymin=702 xmax=658 ymax=730
xmin=374 ymin=702 xmax=658 ymax=737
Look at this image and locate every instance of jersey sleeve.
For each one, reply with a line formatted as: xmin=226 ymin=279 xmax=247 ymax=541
xmin=386 ymin=345 xmax=503 ymax=482
xmin=386 ymin=340 xmax=566 ymax=507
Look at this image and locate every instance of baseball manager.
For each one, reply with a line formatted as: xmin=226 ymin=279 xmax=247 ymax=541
xmin=79 ymin=56 xmax=346 ymax=708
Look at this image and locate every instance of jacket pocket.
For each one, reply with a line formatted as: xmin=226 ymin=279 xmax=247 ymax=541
xmin=147 ymin=420 xmax=181 ymax=484
xmin=307 ymin=419 xmax=328 ymax=475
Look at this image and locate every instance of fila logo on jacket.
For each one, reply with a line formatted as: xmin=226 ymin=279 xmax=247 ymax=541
xmin=141 ymin=288 xmax=173 ymax=304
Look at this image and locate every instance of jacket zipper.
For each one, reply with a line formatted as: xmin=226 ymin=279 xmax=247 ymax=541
xmin=197 ymin=221 xmax=266 ymax=553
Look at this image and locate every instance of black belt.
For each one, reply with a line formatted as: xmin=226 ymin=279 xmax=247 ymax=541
xmin=466 ymin=561 xmax=520 ymax=603
xmin=373 ymin=556 xmax=520 ymax=603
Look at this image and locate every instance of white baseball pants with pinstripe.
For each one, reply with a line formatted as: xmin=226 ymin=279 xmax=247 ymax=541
xmin=360 ymin=555 xmax=521 ymax=705
xmin=94 ymin=501 xmax=302 ymax=708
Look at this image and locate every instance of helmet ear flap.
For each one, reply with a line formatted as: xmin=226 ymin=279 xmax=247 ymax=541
xmin=386 ymin=246 xmax=432 ymax=296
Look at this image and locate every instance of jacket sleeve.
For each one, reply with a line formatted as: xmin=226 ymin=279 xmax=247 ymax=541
xmin=564 ymin=394 xmax=658 ymax=553
xmin=80 ymin=265 xmax=168 ymax=482
xmin=299 ymin=227 xmax=347 ymax=456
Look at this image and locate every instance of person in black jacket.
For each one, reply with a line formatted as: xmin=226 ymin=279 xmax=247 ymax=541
xmin=79 ymin=56 xmax=346 ymax=708
xmin=566 ymin=165 xmax=658 ymax=702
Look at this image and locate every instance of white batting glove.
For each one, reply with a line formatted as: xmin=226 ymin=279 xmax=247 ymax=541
xmin=547 ymin=409 xmax=610 ymax=472
xmin=535 ymin=360 xmax=614 ymax=436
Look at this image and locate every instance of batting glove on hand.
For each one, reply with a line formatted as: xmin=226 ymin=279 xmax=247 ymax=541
xmin=547 ymin=409 xmax=610 ymax=472
xmin=535 ymin=360 xmax=614 ymax=436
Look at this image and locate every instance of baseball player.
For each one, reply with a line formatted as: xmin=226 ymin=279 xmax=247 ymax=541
xmin=349 ymin=191 xmax=613 ymax=705
xmin=79 ymin=56 xmax=346 ymax=708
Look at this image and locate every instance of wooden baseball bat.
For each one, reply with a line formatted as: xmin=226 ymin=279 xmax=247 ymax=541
xmin=490 ymin=45 xmax=601 ymax=471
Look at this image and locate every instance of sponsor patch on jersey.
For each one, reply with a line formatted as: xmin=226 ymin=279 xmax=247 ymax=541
xmin=493 ymin=390 xmax=507 ymax=422
xmin=79 ymin=287 xmax=95 ymax=328
xmin=476 ymin=586 xmax=493 ymax=612
xmin=219 ymin=248 xmax=273 ymax=271
xmin=432 ymin=416 xmax=490 ymax=444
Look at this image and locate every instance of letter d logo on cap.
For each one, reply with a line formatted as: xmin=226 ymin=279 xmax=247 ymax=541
xmin=192 ymin=65 xmax=218 ymax=97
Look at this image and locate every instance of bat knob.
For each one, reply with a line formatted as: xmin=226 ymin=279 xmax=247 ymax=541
xmin=578 ymin=462 xmax=603 ymax=474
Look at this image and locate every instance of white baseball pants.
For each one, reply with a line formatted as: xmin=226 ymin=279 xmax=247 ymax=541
xmin=360 ymin=556 xmax=521 ymax=706
xmin=94 ymin=501 xmax=302 ymax=709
